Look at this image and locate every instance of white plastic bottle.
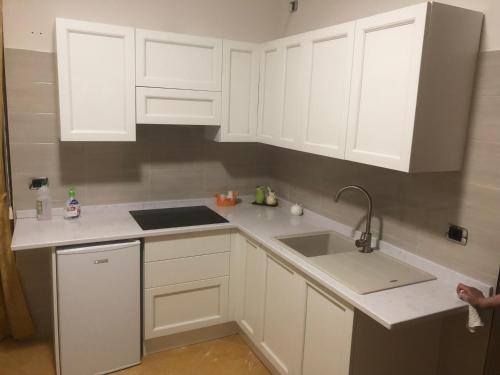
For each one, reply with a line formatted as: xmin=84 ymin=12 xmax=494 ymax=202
xmin=64 ymin=186 xmax=81 ymax=219
xmin=36 ymin=184 xmax=52 ymax=220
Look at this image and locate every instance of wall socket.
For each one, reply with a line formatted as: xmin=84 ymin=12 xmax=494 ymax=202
xmin=29 ymin=177 xmax=48 ymax=190
xmin=447 ymin=224 xmax=468 ymax=246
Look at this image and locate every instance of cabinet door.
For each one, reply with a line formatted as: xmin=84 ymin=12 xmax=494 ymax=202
xmin=345 ymin=3 xmax=428 ymax=171
xmin=136 ymin=87 xmax=221 ymax=125
xmin=56 ymin=18 xmax=135 ymax=141
xmin=136 ymin=29 xmax=222 ymax=91
xmin=302 ymin=23 xmax=355 ymax=158
xmin=144 ymin=277 xmax=229 ymax=339
xmin=277 ymin=36 xmax=307 ymax=150
xmin=261 ymin=255 xmax=306 ymax=375
xmin=214 ymin=40 xmax=259 ymax=142
xmin=257 ymin=41 xmax=284 ymax=145
xmin=302 ymin=284 xmax=354 ymax=375
xmin=239 ymin=239 xmax=266 ymax=343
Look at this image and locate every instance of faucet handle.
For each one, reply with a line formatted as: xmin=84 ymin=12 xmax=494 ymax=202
xmin=355 ymin=232 xmax=373 ymax=253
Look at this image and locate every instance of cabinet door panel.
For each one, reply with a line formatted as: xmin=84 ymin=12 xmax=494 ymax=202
xmin=136 ymin=87 xmax=221 ymax=125
xmin=214 ymin=40 xmax=259 ymax=142
xmin=257 ymin=43 xmax=284 ymax=143
xmin=302 ymin=23 xmax=355 ymax=158
xmin=261 ymin=255 xmax=306 ymax=375
xmin=56 ymin=18 xmax=135 ymax=141
xmin=345 ymin=3 xmax=428 ymax=171
xmin=302 ymin=284 xmax=354 ymax=375
xmin=136 ymin=29 xmax=222 ymax=91
xmin=144 ymin=277 xmax=228 ymax=339
xmin=239 ymin=240 xmax=266 ymax=341
xmin=279 ymin=38 xmax=306 ymax=148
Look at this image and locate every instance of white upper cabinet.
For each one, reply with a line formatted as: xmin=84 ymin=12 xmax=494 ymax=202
xmin=346 ymin=2 xmax=483 ymax=172
xmin=208 ymin=40 xmax=260 ymax=142
xmin=136 ymin=29 xmax=222 ymax=91
xmin=257 ymin=40 xmax=284 ymax=144
xmin=56 ymin=18 xmax=136 ymax=141
xmin=301 ymin=23 xmax=355 ymax=159
xmin=278 ymin=36 xmax=308 ymax=149
xmin=257 ymin=35 xmax=307 ymax=149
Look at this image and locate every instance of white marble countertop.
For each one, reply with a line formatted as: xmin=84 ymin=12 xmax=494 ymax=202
xmin=11 ymin=196 xmax=493 ymax=329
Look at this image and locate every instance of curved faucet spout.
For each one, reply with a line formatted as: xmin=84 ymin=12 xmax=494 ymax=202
xmin=334 ymin=185 xmax=374 ymax=253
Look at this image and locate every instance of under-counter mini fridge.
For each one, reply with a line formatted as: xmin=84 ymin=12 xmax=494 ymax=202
xmin=56 ymin=241 xmax=141 ymax=375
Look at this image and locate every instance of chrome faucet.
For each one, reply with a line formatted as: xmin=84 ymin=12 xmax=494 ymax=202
xmin=334 ymin=185 xmax=374 ymax=253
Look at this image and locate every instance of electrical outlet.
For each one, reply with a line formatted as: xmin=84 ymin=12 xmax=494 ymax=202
xmin=447 ymin=224 xmax=468 ymax=246
xmin=29 ymin=177 xmax=48 ymax=190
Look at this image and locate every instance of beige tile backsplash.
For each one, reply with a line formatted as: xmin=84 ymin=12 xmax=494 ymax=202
xmin=5 ymin=49 xmax=272 ymax=211
xmin=5 ymin=47 xmax=500 ymax=288
xmin=267 ymin=51 xmax=500 ymax=286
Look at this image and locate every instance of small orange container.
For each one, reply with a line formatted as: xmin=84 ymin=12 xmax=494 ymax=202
xmin=216 ymin=192 xmax=239 ymax=207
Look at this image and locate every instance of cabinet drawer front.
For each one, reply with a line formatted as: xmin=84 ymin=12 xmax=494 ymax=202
xmin=144 ymin=231 xmax=230 ymax=262
xmin=144 ymin=252 xmax=230 ymax=288
xmin=136 ymin=87 xmax=221 ymax=125
xmin=136 ymin=29 xmax=222 ymax=91
xmin=144 ymin=277 xmax=229 ymax=339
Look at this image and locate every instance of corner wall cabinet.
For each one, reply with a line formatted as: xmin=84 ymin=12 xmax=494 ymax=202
xmin=55 ymin=18 xmax=136 ymax=141
xmin=55 ymin=2 xmax=483 ymax=173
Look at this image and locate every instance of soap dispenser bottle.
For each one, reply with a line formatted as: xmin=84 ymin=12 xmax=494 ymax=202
xmin=64 ymin=186 xmax=81 ymax=219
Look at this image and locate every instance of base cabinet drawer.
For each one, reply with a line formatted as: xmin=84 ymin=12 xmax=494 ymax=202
xmin=144 ymin=252 xmax=230 ymax=288
xmin=144 ymin=231 xmax=231 ymax=262
xmin=144 ymin=277 xmax=229 ymax=339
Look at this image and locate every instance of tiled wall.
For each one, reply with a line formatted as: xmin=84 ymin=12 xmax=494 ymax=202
xmin=5 ymin=47 xmax=500 ymax=340
xmin=268 ymin=51 xmax=500 ymax=286
xmin=5 ymin=48 xmax=272 ymax=211
xmin=5 ymin=48 xmax=272 ymax=338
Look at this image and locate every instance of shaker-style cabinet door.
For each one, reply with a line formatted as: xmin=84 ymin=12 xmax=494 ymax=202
xmin=345 ymin=3 xmax=428 ymax=171
xmin=212 ymin=40 xmax=260 ymax=142
xmin=260 ymin=255 xmax=306 ymax=375
xmin=302 ymin=284 xmax=354 ymax=375
xmin=238 ymin=239 xmax=266 ymax=344
xmin=301 ymin=22 xmax=355 ymax=159
xmin=56 ymin=18 xmax=136 ymax=141
xmin=257 ymin=40 xmax=285 ymax=145
xmin=136 ymin=29 xmax=222 ymax=91
xmin=277 ymin=35 xmax=308 ymax=150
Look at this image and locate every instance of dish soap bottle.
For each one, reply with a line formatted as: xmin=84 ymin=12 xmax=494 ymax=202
xmin=36 ymin=183 xmax=52 ymax=220
xmin=64 ymin=186 xmax=81 ymax=219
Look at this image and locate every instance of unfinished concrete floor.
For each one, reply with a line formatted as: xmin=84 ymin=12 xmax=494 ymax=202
xmin=0 ymin=334 xmax=271 ymax=375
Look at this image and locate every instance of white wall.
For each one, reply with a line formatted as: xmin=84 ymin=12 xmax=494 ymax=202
xmin=3 ymin=0 xmax=288 ymax=52
xmin=280 ymin=0 xmax=500 ymax=51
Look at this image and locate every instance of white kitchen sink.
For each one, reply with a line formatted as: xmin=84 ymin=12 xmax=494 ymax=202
xmin=276 ymin=231 xmax=436 ymax=294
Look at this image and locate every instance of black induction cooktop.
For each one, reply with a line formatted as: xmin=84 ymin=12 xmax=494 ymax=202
xmin=129 ymin=206 xmax=229 ymax=230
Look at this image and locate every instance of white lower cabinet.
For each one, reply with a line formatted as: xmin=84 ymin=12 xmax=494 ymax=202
xmin=302 ymin=284 xmax=354 ymax=375
xmin=235 ymin=235 xmax=355 ymax=375
xmin=260 ymin=255 xmax=306 ymax=375
xmin=143 ymin=232 xmax=231 ymax=340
